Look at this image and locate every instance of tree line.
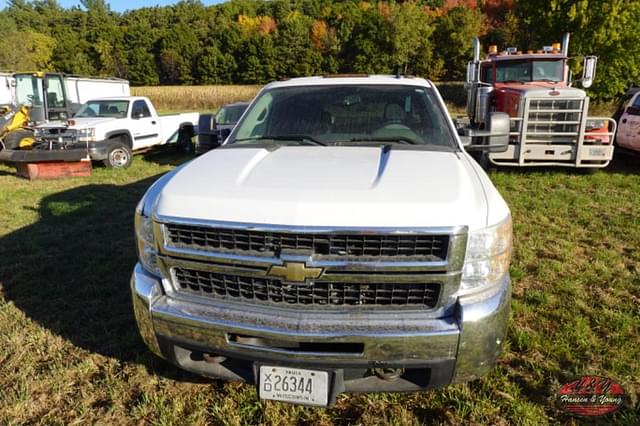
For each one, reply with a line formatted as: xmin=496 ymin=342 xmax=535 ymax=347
xmin=1 ymin=0 xmax=639 ymax=100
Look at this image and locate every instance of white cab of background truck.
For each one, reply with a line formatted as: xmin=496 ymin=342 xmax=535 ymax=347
xmin=34 ymin=96 xmax=198 ymax=167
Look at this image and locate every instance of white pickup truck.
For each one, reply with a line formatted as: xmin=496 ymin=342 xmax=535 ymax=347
xmin=131 ymin=76 xmax=513 ymax=406
xmin=31 ymin=96 xmax=198 ymax=167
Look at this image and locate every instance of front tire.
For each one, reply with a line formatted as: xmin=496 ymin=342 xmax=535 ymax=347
xmin=103 ymin=142 xmax=132 ymax=168
xmin=3 ymin=129 xmax=35 ymax=150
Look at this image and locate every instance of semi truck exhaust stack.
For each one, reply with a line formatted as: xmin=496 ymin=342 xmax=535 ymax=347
xmin=473 ymin=37 xmax=480 ymax=63
xmin=562 ymin=33 xmax=570 ymax=56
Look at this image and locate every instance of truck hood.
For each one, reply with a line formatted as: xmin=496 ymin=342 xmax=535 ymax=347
xmin=154 ymin=146 xmax=491 ymax=229
xmin=37 ymin=117 xmax=116 ymax=130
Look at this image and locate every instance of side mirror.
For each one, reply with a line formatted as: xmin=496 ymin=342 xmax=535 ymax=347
xmin=461 ymin=112 xmax=510 ymax=152
xmin=466 ymin=61 xmax=478 ymax=85
xmin=581 ymin=56 xmax=597 ymax=89
xmin=626 ymin=105 xmax=640 ymax=116
xmin=220 ymin=128 xmax=232 ymax=140
xmin=135 ymin=113 xmax=144 ymax=119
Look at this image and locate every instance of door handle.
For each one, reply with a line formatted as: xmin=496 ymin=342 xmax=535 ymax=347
xmin=622 ymin=119 xmax=627 ymax=123
xmin=151 ymin=121 xmax=157 ymax=125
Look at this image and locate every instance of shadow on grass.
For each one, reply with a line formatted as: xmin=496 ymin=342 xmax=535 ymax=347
xmin=0 ymin=173 xmax=207 ymax=383
xmin=140 ymin=146 xmax=196 ymax=167
xmin=606 ymin=149 xmax=640 ymax=174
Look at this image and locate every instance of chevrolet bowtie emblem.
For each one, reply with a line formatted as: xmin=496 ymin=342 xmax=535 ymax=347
xmin=267 ymin=262 xmax=323 ymax=282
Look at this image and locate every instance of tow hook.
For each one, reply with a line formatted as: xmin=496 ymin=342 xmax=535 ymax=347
xmin=372 ymin=367 xmax=404 ymax=381
xmin=202 ymin=353 xmax=227 ymax=364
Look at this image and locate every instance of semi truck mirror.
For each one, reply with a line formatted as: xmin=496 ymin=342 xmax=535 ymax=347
xmin=581 ymin=56 xmax=597 ymax=89
xmin=466 ymin=62 xmax=478 ymax=85
xmin=487 ymin=112 xmax=509 ymax=148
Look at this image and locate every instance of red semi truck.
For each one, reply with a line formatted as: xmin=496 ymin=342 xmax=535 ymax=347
xmin=461 ymin=33 xmax=615 ymax=168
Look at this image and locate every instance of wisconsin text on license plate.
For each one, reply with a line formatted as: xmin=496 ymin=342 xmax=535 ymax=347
xmin=259 ymin=366 xmax=329 ymax=406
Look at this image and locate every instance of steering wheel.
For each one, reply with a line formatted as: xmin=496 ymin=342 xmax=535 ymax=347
xmin=372 ymin=123 xmax=423 ymax=144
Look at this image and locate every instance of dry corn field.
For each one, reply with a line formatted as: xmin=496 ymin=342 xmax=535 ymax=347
xmin=132 ymin=85 xmax=262 ymax=113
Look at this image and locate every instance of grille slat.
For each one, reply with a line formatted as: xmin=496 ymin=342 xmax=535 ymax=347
xmin=165 ymin=224 xmax=449 ymax=260
xmin=173 ymin=268 xmax=440 ymax=308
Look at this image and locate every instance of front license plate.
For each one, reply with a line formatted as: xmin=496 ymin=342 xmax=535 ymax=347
xmin=259 ymin=366 xmax=329 ymax=407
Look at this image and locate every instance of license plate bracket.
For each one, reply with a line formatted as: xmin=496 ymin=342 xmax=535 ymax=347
xmin=258 ymin=365 xmax=330 ymax=407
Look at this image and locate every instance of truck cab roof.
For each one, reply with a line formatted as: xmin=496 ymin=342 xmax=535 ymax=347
xmin=486 ymin=53 xmax=567 ymax=62
xmin=264 ymin=75 xmax=433 ymax=90
xmin=85 ymin=96 xmax=150 ymax=102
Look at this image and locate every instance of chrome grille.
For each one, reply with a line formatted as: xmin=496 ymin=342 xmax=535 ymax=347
xmin=173 ymin=267 xmax=440 ymax=308
xmin=524 ymin=98 xmax=585 ymax=144
xmin=165 ymin=224 xmax=449 ymax=260
xmin=39 ymin=128 xmax=77 ymax=144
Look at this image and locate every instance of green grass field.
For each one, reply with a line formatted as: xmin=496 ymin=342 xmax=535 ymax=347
xmin=0 ymin=147 xmax=638 ymax=425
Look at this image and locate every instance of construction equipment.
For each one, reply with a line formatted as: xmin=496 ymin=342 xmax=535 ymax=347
xmin=461 ymin=33 xmax=616 ymax=168
xmin=0 ymin=104 xmax=32 ymax=149
xmin=0 ymin=72 xmax=130 ymax=150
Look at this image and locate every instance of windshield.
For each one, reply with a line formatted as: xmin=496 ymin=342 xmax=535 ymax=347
xmin=216 ymin=104 xmax=247 ymax=125
xmin=75 ymin=100 xmax=129 ymax=118
xmin=495 ymin=60 xmax=564 ymax=83
xmin=15 ymin=74 xmax=43 ymax=106
xmin=231 ymin=84 xmax=455 ymax=147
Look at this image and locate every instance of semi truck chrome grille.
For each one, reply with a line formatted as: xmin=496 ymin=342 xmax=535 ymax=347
xmin=524 ymin=98 xmax=585 ymax=144
xmin=173 ymin=267 xmax=440 ymax=308
xmin=164 ymin=224 xmax=449 ymax=260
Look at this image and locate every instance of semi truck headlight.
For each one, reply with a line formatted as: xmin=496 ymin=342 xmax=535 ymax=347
xmin=585 ymin=119 xmax=606 ymax=131
xmin=135 ymin=206 xmax=161 ymax=277
xmin=34 ymin=128 xmax=44 ymax=137
xmin=461 ymin=215 xmax=512 ymax=294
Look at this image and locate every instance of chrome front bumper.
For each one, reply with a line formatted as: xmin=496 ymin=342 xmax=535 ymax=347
xmin=131 ymin=263 xmax=510 ymax=391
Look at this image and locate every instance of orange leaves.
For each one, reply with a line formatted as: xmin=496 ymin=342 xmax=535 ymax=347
xmin=310 ymin=20 xmax=328 ymax=50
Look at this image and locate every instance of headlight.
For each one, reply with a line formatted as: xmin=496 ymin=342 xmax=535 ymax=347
xmin=461 ymin=215 xmax=512 ymax=294
xmin=34 ymin=128 xmax=44 ymax=137
xmin=77 ymin=128 xmax=96 ymax=140
xmin=135 ymin=207 xmax=161 ymax=276
xmin=585 ymin=120 xmax=606 ymax=131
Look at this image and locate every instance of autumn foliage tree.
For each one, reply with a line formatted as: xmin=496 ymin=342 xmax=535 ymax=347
xmin=0 ymin=0 xmax=635 ymax=99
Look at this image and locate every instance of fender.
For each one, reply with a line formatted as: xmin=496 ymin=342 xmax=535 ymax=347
xmin=87 ymin=130 xmax=134 ymax=160
xmin=104 ymin=130 xmax=134 ymax=147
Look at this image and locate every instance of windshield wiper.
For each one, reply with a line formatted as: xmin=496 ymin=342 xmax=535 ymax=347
xmin=234 ymin=135 xmax=327 ymax=146
xmin=346 ymin=137 xmax=417 ymax=145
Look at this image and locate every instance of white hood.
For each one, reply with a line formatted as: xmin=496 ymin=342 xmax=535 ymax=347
xmin=37 ymin=117 xmax=117 ymax=130
xmin=154 ymin=146 xmax=491 ymax=230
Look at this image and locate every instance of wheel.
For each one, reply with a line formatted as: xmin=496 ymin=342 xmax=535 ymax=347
xmin=2 ymin=129 xmax=35 ymax=150
xmin=177 ymin=125 xmax=195 ymax=154
xmin=103 ymin=142 xmax=132 ymax=168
